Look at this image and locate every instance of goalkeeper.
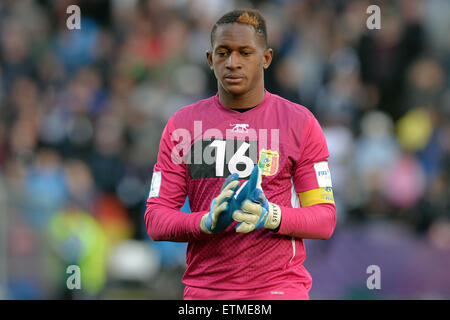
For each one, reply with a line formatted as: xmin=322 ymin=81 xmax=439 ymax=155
xmin=145 ymin=9 xmax=336 ymax=300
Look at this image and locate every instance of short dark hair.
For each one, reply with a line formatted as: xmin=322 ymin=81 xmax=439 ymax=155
xmin=210 ymin=9 xmax=268 ymax=48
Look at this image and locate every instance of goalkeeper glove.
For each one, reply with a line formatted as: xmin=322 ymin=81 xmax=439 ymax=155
xmin=200 ymin=166 xmax=262 ymax=234
xmin=232 ymin=165 xmax=281 ymax=233
xmin=200 ymin=173 xmax=240 ymax=234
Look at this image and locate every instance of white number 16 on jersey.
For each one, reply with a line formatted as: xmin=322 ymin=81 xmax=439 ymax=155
xmin=209 ymin=140 xmax=254 ymax=178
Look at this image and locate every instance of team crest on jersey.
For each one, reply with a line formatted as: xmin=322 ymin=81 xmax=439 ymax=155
xmin=258 ymin=149 xmax=279 ymax=176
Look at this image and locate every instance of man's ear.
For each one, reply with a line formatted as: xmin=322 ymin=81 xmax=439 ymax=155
xmin=206 ymin=50 xmax=213 ymax=70
xmin=263 ymin=48 xmax=273 ymax=70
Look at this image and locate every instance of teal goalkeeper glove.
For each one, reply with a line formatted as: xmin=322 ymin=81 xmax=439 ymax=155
xmin=232 ymin=165 xmax=282 ymax=233
xmin=200 ymin=173 xmax=240 ymax=234
xmin=200 ymin=167 xmax=262 ymax=234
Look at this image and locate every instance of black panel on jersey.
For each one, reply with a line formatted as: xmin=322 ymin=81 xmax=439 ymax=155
xmin=188 ymin=139 xmax=258 ymax=180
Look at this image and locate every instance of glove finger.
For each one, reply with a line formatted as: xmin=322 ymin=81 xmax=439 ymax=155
xmin=246 ymin=165 xmax=260 ymax=194
xmin=235 ymin=165 xmax=258 ymax=204
xmin=232 ymin=210 xmax=259 ymax=225
xmin=234 ymin=180 xmax=248 ymax=204
xmin=212 ymin=201 xmax=229 ymax=229
xmin=230 ymin=179 xmax=241 ymax=193
xmin=255 ymin=164 xmax=263 ymax=189
xmin=225 ymin=180 xmax=240 ymax=194
xmin=248 ymin=188 xmax=267 ymax=204
xmin=215 ymin=174 xmax=240 ymax=206
xmin=221 ymin=173 xmax=240 ymax=191
xmin=215 ymin=187 xmax=236 ymax=206
xmin=235 ymin=221 xmax=255 ymax=233
xmin=241 ymin=200 xmax=264 ymax=215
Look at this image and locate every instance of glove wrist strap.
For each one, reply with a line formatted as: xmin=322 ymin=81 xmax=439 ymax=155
xmin=200 ymin=214 xmax=212 ymax=234
xmin=266 ymin=202 xmax=281 ymax=229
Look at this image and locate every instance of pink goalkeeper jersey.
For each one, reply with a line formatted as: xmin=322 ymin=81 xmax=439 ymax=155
xmin=145 ymin=90 xmax=336 ymax=293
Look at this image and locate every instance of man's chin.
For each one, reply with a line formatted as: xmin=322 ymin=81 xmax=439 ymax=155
xmin=222 ymin=84 xmax=248 ymax=96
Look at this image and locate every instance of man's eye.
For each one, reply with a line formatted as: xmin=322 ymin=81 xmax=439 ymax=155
xmin=217 ymin=51 xmax=227 ymax=56
xmin=241 ymin=52 xmax=251 ymax=56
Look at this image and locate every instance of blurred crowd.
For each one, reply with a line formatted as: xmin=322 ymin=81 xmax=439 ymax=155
xmin=0 ymin=0 xmax=449 ymax=299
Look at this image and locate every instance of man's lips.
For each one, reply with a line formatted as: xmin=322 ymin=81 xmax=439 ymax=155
xmin=224 ymin=75 xmax=244 ymax=84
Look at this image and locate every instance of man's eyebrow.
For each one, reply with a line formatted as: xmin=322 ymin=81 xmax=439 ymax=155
xmin=214 ymin=45 xmax=229 ymax=50
xmin=238 ymin=46 xmax=255 ymax=50
xmin=215 ymin=45 xmax=255 ymax=50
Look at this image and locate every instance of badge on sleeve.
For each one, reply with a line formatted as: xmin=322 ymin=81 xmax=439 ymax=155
xmin=148 ymin=171 xmax=162 ymax=198
xmin=314 ymin=161 xmax=332 ymax=188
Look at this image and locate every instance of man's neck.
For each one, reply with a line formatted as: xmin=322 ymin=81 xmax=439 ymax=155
xmin=218 ymin=86 xmax=265 ymax=109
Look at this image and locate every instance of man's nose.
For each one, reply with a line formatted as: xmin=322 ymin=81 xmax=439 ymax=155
xmin=225 ymin=52 xmax=241 ymax=69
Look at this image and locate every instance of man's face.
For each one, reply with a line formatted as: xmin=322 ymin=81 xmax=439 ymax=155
xmin=207 ymin=23 xmax=273 ymax=96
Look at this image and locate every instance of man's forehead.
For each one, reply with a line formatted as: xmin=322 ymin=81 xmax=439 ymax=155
xmin=213 ymin=23 xmax=259 ymax=48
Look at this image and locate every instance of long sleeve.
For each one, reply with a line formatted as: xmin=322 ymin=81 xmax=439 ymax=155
xmin=144 ymin=204 xmax=208 ymax=242
xmin=278 ymin=112 xmax=337 ymax=240
xmin=277 ymin=203 xmax=336 ymax=239
xmin=144 ymin=117 xmax=211 ymax=242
